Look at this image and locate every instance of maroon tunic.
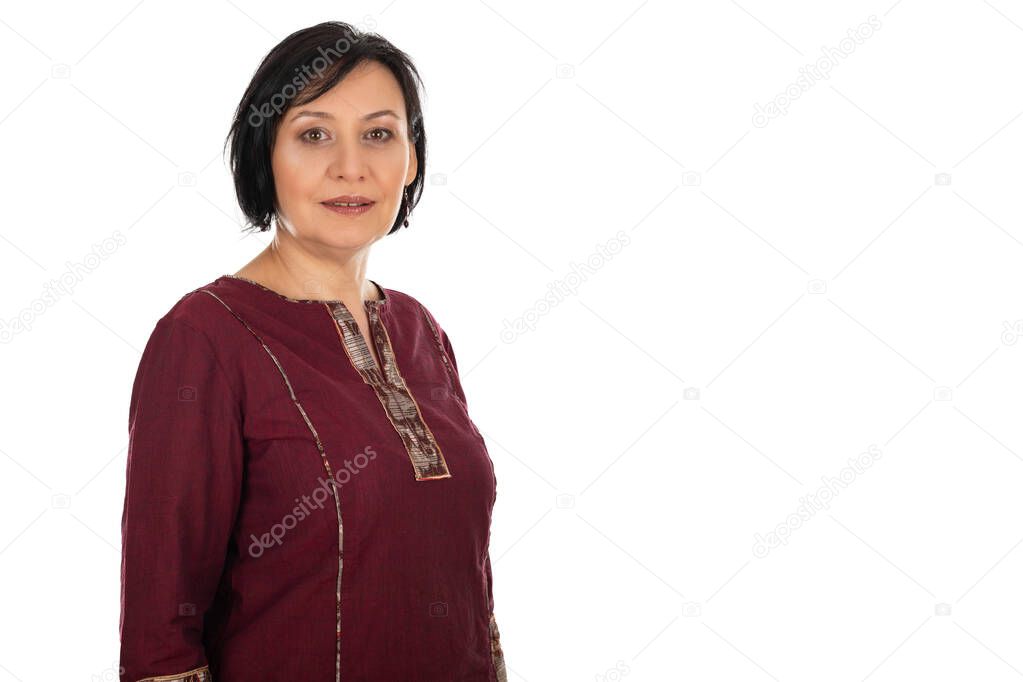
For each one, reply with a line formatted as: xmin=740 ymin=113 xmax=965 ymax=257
xmin=119 ymin=274 xmax=507 ymax=681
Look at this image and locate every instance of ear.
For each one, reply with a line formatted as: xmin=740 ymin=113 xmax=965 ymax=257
xmin=405 ymin=143 xmax=418 ymax=185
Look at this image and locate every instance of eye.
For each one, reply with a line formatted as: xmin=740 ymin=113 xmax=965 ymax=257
xmin=300 ymin=127 xmax=329 ymax=144
xmin=299 ymin=127 xmax=395 ymax=145
xmin=367 ymin=128 xmax=394 ymax=142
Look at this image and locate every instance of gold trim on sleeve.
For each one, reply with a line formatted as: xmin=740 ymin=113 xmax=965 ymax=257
xmin=135 ymin=664 xmax=211 ymax=682
xmin=489 ymin=613 xmax=507 ymax=682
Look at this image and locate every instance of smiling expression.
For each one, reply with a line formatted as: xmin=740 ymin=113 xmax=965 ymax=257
xmin=270 ymin=59 xmax=418 ymax=249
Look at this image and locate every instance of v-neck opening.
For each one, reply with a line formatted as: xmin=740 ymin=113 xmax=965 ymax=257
xmin=327 ymin=301 xmax=389 ymax=381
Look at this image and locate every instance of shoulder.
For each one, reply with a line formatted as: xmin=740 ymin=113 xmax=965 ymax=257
xmin=135 ymin=279 xmax=248 ymax=371
xmin=381 ymin=287 xmax=449 ymax=335
xmin=156 ymin=281 xmax=236 ymax=339
xmin=129 ymin=286 xmax=243 ymax=426
xmin=131 ymin=280 xmax=248 ymax=398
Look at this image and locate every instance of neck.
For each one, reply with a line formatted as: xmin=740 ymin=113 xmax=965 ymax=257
xmin=242 ymin=238 xmax=379 ymax=302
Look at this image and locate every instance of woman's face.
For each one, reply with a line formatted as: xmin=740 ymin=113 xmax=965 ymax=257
xmin=270 ymin=60 xmax=417 ymax=250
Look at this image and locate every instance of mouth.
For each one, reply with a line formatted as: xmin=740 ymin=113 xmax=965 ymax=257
xmin=321 ymin=195 xmax=376 ymax=216
xmin=321 ymin=195 xmax=374 ymax=206
xmin=322 ymin=200 xmax=374 ymax=207
xmin=319 ymin=194 xmax=376 ymax=215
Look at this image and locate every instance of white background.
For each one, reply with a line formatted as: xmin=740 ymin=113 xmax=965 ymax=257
xmin=2 ymin=1 xmax=1023 ymax=680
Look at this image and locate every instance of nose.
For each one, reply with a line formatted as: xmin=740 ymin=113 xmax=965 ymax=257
xmin=326 ymin=140 xmax=368 ymax=180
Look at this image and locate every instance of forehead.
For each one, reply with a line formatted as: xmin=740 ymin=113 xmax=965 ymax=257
xmin=287 ymin=61 xmax=405 ymax=122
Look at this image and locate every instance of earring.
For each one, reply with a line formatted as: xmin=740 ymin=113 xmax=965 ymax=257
xmin=402 ymin=187 xmax=411 ymax=228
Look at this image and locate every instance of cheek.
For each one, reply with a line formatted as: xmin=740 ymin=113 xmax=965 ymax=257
xmin=377 ymin=149 xmax=410 ymax=185
xmin=272 ymin=147 xmax=317 ymax=199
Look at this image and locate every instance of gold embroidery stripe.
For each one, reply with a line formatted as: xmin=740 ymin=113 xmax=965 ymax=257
xmin=327 ymin=302 xmax=451 ymax=481
xmin=489 ymin=613 xmax=507 ymax=682
xmin=136 ymin=664 xmax=211 ymax=682
xmin=199 ymin=290 xmax=344 ymax=682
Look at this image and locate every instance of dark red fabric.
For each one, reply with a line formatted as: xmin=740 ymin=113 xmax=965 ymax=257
xmin=120 ymin=276 xmax=500 ymax=681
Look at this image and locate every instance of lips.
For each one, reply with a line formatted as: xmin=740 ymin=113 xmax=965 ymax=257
xmin=321 ymin=200 xmax=375 ymax=217
xmin=321 ymin=195 xmax=375 ymax=206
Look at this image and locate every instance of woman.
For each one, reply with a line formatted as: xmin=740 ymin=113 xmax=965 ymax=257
xmin=119 ymin=21 xmax=507 ymax=681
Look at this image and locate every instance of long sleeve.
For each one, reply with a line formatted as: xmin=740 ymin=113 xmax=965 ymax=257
xmin=119 ymin=314 xmax=244 ymax=682
xmin=485 ymin=551 xmax=508 ymax=681
xmin=437 ymin=322 xmax=471 ymax=407
xmin=436 ymin=321 xmax=508 ymax=681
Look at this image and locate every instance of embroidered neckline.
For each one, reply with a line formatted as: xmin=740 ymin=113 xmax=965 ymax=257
xmin=220 ymin=274 xmax=388 ymax=308
xmin=326 ymin=300 xmax=452 ymax=481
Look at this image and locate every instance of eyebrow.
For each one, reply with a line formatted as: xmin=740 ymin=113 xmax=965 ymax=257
xmin=289 ymin=109 xmax=402 ymax=123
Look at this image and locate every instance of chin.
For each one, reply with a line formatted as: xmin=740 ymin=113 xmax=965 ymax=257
xmin=306 ymin=225 xmax=387 ymax=249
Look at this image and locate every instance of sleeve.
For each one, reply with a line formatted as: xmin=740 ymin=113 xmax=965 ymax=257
xmin=485 ymin=551 xmax=508 ymax=681
xmin=435 ymin=317 xmax=508 ymax=680
xmin=437 ymin=324 xmax=471 ymax=408
xmin=119 ymin=315 xmax=243 ymax=682
xmin=438 ymin=326 xmax=459 ymax=373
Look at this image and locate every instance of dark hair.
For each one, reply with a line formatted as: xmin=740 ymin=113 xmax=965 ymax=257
xmin=223 ymin=21 xmax=427 ymax=235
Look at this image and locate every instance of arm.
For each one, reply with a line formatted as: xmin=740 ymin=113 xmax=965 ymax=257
xmin=119 ymin=315 xmax=243 ymax=682
xmin=485 ymin=550 xmax=508 ymax=682
xmin=437 ymin=321 xmax=470 ymax=408
xmin=433 ymin=315 xmax=508 ymax=680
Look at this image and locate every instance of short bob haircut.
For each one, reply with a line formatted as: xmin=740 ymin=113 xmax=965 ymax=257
xmin=223 ymin=21 xmax=427 ymax=235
